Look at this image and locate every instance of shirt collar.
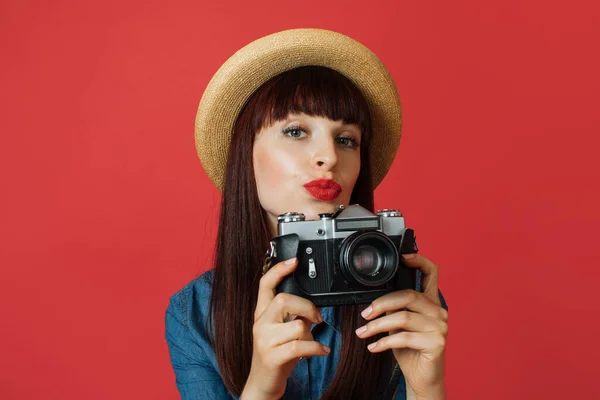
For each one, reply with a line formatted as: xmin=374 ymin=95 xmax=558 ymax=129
xmin=317 ymin=306 xmax=341 ymax=334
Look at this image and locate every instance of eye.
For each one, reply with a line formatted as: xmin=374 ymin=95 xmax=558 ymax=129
xmin=281 ymin=126 xmax=308 ymax=139
xmin=336 ymin=135 xmax=360 ymax=148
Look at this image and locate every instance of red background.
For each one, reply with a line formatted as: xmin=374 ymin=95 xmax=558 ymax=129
xmin=1 ymin=0 xmax=599 ymax=399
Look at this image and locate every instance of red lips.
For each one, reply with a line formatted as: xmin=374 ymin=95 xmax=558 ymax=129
xmin=303 ymin=178 xmax=342 ymax=201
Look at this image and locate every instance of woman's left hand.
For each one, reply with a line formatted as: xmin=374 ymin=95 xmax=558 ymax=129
xmin=355 ymin=253 xmax=448 ymax=400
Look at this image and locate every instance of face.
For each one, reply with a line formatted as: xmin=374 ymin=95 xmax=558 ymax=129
xmin=253 ymin=112 xmax=362 ymax=236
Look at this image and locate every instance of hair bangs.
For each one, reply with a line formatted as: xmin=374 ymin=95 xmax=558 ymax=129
xmin=248 ymin=66 xmax=372 ymax=138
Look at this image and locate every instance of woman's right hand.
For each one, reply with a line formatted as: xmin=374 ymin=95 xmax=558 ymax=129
xmin=241 ymin=257 xmax=331 ymax=400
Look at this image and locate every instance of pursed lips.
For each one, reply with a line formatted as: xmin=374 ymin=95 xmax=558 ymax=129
xmin=303 ymin=178 xmax=342 ymax=201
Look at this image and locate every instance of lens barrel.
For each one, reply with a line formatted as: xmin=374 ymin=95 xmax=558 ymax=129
xmin=339 ymin=231 xmax=398 ymax=287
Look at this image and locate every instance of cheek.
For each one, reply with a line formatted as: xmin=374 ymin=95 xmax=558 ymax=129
xmin=340 ymin=153 xmax=362 ymax=190
xmin=254 ymin=145 xmax=300 ymax=190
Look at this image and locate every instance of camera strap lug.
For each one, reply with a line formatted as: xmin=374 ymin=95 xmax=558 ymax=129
xmin=332 ymin=204 xmax=345 ymax=218
xmin=262 ymin=240 xmax=277 ymax=275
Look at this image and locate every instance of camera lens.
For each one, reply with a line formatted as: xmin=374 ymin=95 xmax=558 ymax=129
xmin=339 ymin=231 xmax=398 ymax=287
xmin=352 ymin=245 xmax=383 ymax=276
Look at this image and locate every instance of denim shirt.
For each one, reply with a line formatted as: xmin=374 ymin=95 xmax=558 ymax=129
xmin=165 ymin=270 xmax=448 ymax=399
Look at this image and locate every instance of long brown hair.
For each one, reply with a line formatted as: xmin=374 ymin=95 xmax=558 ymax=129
xmin=208 ymin=66 xmax=392 ymax=398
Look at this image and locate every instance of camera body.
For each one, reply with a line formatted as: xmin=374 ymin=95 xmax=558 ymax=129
xmin=270 ymin=204 xmax=418 ymax=307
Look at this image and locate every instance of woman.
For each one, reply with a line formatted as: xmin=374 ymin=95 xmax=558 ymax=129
xmin=166 ymin=29 xmax=449 ymax=400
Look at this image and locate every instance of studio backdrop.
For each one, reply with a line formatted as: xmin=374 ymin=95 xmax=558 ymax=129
xmin=1 ymin=0 xmax=599 ymax=399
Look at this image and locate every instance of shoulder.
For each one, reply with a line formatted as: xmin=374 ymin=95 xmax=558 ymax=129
xmin=164 ymin=270 xmax=217 ymax=364
xmin=165 ymin=270 xmax=231 ymax=389
xmin=165 ymin=269 xmax=215 ymax=335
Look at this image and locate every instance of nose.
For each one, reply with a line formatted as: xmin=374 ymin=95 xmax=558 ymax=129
xmin=312 ymin=137 xmax=338 ymax=171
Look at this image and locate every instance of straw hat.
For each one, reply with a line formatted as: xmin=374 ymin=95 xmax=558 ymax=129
xmin=195 ymin=28 xmax=402 ymax=191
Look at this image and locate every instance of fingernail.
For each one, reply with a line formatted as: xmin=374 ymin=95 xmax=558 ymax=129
xmin=323 ymin=345 xmax=331 ymax=354
xmin=285 ymin=257 xmax=297 ymax=265
xmin=361 ymin=306 xmax=372 ymax=319
xmin=355 ymin=325 xmax=367 ymax=336
xmin=402 ymin=254 xmax=416 ymax=260
xmin=367 ymin=342 xmax=377 ymax=351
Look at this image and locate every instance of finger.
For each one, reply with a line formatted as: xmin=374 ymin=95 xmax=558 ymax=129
xmin=295 ymin=317 xmax=316 ymax=341
xmin=355 ymin=310 xmax=446 ymax=338
xmin=254 ymin=319 xmax=313 ymax=348
xmin=367 ymin=331 xmax=446 ymax=357
xmin=289 ymin=317 xmax=317 ymax=360
xmin=285 ymin=310 xmax=323 ymax=323
xmin=255 ymin=258 xmax=298 ymax=320
xmin=270 ymin=340 xmax=331 ymax=364
xmin=363 ymin=290 xmax=448 ymax=322
xmin=296 ymin=315 xmax=322 ymax=333
xmin=401 ymin=253 xmax=440 ymax=305
xmin=261 ymin=293 xmax=322 ymax=325
xmin=269 ymin=319 xmax=314 ymax=347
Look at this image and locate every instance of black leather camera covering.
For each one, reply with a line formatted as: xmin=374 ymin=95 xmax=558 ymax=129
xmin=270 ymin=233 xmax=301 ymax=265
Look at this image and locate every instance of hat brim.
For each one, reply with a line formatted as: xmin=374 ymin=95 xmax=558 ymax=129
xmin=195 ymin=28 xmax=402 ymax=191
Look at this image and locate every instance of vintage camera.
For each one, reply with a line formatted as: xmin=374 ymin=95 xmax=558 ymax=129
xmin=269 ymin=204 xmax=419 ymax=307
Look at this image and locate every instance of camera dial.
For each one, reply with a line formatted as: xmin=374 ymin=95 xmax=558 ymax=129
xmin=277 ymin=212 xmax=306 ymax=223
xmin=376 ymin=209 xmax=402 ymax=217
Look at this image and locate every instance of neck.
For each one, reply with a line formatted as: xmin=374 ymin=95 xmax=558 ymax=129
xmin=265 ymin=211 xmax=278 ymax=238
